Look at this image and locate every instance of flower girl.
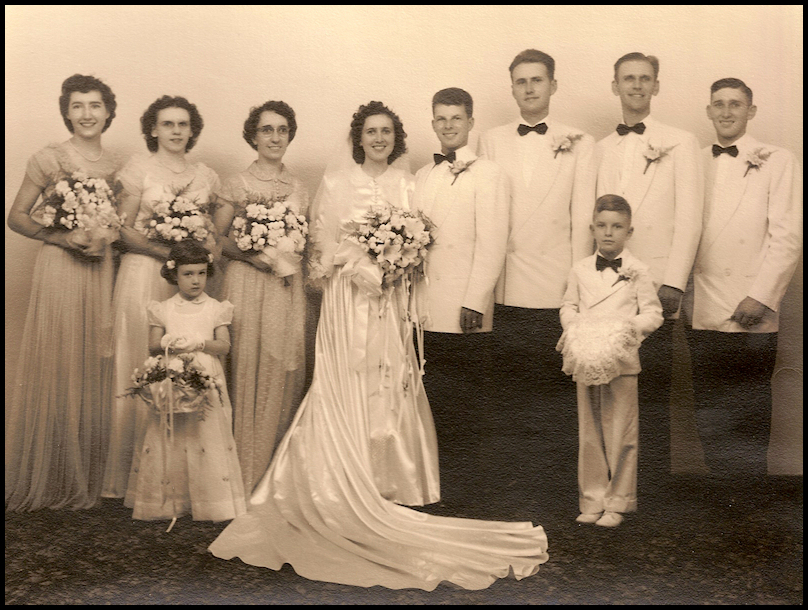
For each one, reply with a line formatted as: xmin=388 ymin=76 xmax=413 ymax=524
xmin=123 ymin=240 xmax=246 ymax=526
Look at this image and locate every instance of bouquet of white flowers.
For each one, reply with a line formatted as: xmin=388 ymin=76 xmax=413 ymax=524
xmin=143 ymin=181 xmax=215 ymax=248
xmin=39 ymin=170 xmax=123 ymax=256
xmin=231 ymin=192 xmax=308 ymax=277
xmin=342 ymin=202 xmax=434 ymax=290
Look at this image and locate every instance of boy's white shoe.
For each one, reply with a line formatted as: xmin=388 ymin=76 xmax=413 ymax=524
xmin=575 ymin=512 xmax=602 ymax=524
xmin=595 ymin=511 xmax=624 ymax=527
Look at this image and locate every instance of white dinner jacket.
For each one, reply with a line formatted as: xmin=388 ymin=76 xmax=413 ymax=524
xmin=596 ymin=116 xmax=703 ymax=293
xmin=413 ymin=145 xmax=509 ymax=333
xmin=685 ymin=135 xmax=802 ymax=333
xmin=478 ymin=119 xmax=597 ymax=309
xmin=560 ymin=249 xmax=664 ymax=376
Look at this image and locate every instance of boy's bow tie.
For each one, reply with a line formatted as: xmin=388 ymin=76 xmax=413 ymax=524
xmin=596 ymin=255 xmax=622 ymax=272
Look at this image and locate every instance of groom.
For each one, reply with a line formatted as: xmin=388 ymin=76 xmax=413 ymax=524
xmin=414 ymin=87 xmax=509 ymax=501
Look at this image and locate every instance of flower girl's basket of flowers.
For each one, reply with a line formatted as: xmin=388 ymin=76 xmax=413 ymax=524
xmin=142 ymin=180 xmax=217 ymax=252
xmin=39 ymin=170 xmax=123 ymax=257
xmin=231 ymin=192 xmax=309 ymax=278
xmin=120 ymin=347 xmax=221 ymax=530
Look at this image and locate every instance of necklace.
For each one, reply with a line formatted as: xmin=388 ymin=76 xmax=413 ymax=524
xmin=68 ymin=139 xmax=103 ymax=163
xmin=157 ymin=157 xmax=189 ymax=174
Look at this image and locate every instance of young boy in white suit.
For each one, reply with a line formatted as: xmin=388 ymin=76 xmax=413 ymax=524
xmin=558 ymin=195 xmax=663 ymax=527
xmin=683 ymin=78 xmax=802 ymax=487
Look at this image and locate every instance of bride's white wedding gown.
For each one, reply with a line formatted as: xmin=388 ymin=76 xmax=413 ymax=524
xmin=208 ymin=164 xmax=548 ymax=590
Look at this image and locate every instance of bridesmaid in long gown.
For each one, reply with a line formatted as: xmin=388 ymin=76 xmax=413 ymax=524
xmin=6 ymin=74 xmax=121 ymax=511
xmin=209 ymin=102 xmax=549 ymax=590
xmin=103 ymin=96 xmax=222 ymax=498
xmin=214 ymin=101 xmax=308 ymax=494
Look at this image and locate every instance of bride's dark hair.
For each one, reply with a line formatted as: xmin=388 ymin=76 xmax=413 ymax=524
xmin=349 ymin=101 xmax=407 ymax=165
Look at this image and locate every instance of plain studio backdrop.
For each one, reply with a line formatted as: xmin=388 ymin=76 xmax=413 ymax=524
xmin=4 ymin=5 xmax=803 ymax=474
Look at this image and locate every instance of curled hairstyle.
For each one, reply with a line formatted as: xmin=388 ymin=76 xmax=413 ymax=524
xmin=594 ymin=194 xmax=632 ymax=222
xmin=59 ymin=74 xmax=117 ymax=133
xmin=160 ymin=240 xmax=215 ymax=285
xmin=710 ymin=77 xmax=753 ymax=105
xmin=614 ymin=52 xmax=659 ymax=80
xmin=141 ymin=95 xmax=204 ymax=153
xmin=509 ymin=49 xmax=555 ymax=80
xmin=350 ymin=101 xmax=407 ymax=165
xmin=243 ymin=100 xmax=298 ymax=150
xmin=431 ymin=87 xmax=473 ymax=118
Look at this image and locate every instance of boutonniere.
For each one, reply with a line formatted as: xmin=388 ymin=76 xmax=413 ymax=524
xmin=643 ymin=143 xmax=678 ymax=174
xmin=551 ymin=133 xmax=584 ymax=159
xmin=449 ymin=159 xmax=476 ymax=185
xmin=744 ymin=148 xmax=772 ymax=178
xmin=611 ymin=267 xmax=640 ymax=287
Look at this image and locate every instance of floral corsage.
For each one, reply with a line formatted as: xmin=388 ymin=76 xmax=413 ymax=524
xmin=643 ymin=143 xmax=678 ymax=174
xmin=611 ymin=266 xmax=640 ymax=287
xmin=744 ymin=148 xmax=772 ymax=178
xmin=552 ymin=133 xmax=584 ymax=159
xmin=450 ymin=159 xmax=476 ymax=185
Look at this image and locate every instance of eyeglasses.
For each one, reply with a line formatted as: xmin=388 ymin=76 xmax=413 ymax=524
xmin=256 ymin=125 xmax=290 ymax=136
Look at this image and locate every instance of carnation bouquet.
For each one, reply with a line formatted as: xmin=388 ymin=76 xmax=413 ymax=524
xmin=121 ymin=352 xmax=221 ymax=418
xmin=142 ymin=181 xmax=216 ymax=249
xmin=339 ymin=202 xmax=434 ymax=293
xmin=39 ymin=170 xmax=123 ymax=256
xmin=231 ymin=192 xmax=308 ymax=277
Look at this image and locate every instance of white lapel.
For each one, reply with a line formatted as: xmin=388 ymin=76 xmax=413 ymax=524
xmin=428 ymin=146 xmax=475 ymax=228
xmin=580 ymin=251 xmax=636 ymax=308
xmin=700 ymin=135 xmax=756 ymax=255
xmin=625 ymin=119 xmax=664 ymax=215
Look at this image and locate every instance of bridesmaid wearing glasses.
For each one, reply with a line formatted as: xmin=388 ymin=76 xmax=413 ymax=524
xmin=103 ymin=95 xmax=222 ymax=500
xmin=6 ymin=74 xmax=121 ymax=511
xmin=214 ymin=101 xmax=309 ymax=494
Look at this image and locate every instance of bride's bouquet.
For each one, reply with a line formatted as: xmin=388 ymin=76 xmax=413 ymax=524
xmin=340 ymin=202 xmax=434 ymax=292
xmin=39 ymin=170 xmax=123 ymax=256
xmin=231 ymin=192 xmax=308 ymax=277
xmin=143 ymin=181 xmax=215 ymax=248
xmin=121 ymin=352 xmax=220 ymax=418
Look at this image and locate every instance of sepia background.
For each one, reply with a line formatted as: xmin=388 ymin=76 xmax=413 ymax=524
xmin=5 ymin=5 xmax=802 ymax=474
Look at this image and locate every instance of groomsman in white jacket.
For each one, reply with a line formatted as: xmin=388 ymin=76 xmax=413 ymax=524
xmin=477 ymin=49 xmax=596 ymax=485
xmin=683 ymin=78 xmax=802 ymax=486
xmin=414 ymin=87 xmax=509 ymax=497
xmin=596 ymin=52 xmax=703 ymax=490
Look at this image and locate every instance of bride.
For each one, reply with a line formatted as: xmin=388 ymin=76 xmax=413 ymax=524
xmin=208 ymin=101 xmax=548 ymax=590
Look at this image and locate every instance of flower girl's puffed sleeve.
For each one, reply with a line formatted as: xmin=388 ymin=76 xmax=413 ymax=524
xmin=213 ymin=300 xmax=235 ymax=329
xmin=146 ymin=300 xmax=166 ymax=328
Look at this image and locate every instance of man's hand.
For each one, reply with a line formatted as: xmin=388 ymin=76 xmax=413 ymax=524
xmin=658 ymin=284 xmax=684 ymax=318
xmin=730 ymin=296 xmax=771 ymax=329
xmin=459 ymin=307 xmax=483 ymax=333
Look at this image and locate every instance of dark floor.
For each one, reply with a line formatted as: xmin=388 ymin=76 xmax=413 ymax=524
xmin=5 ymin=359 xmax=803 ymax=604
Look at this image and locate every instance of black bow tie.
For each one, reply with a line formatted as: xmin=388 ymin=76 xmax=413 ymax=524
xmin=616 ymin=122 xmax=646 ymax=136
xmin=712 ymin=144 xmax=739 ymax=158
xmin=434 ymin=151 xmax=457 ymax=165
xmin=517 ymin=122 xmax=548 ymax=136
xmin=596 ymin=255 xmax=622 ymax=273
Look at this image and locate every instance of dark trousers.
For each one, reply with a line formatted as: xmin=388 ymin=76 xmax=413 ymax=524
xmin=685 ymin=328 xmax=776 ymax=480
xmin=637 ymin=319 xmax=674 ymax=489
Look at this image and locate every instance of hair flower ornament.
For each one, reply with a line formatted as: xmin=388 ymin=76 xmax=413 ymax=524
xmin=166 ymin=259 xmax=176 ymax=270
xmin=643 ymin=143 xmax=678 ymax=174
xmin=552 ymin=133 xmax=584 ymax=159
xmin=744 ymin=148 xmax=772 ymax=178
xmin=450 ymin=159 xmax=476 ymax=185
xmin=207 ymin=253 xmax=214 ymax=263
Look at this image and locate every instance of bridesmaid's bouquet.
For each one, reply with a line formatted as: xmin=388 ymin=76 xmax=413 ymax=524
xmin=143 ymin=181 xmax=215 ymax=247
xmin=231 ymin=192 xmax=309 ymax=277
xmin=121 ymin=353 xmax=220 ymax=417
xmin=40 ymin=170 xmax=123 ymax=256
xmin=341 ymin=202 xmax=434 ymax=291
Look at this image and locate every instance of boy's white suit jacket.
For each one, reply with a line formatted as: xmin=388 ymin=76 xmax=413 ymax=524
xmin=560 ymin=250 xmax=664 ymax=375
xmin=686 ymin=135 xmax=802 ymax=333
xmin=596 ymin=116 xmax=703 ymax=293
xmin=413 ymin=147 xmax=508 ymax=333
xmin=478 ymin=120 xmax=597 ymax=308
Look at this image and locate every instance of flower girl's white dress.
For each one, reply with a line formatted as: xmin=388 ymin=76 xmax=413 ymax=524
xmin=124 ymin=293 xmax=246 ymax=521
xmin=208 ymin=164 xmax=548 ymax=590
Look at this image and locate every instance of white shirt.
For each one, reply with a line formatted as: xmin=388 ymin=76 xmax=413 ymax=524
xmin=515 ymin=116 xmax=553 ymax=186
xmin=618 ymin=115 xmax=655 ymax=195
